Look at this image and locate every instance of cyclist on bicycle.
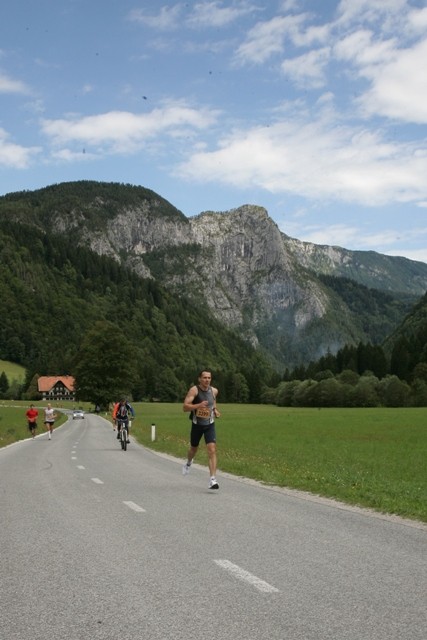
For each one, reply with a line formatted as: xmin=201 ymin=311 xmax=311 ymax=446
xmin=112 ymin=398 xmax=135 ymax=443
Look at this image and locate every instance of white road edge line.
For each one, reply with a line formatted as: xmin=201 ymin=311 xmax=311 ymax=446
xmin=123 ymin=501 xmax=146 ymax=513
xmin=214 ymin=559 xmax=279 ymax=593
xmin=91 ymin=478 xmax=104 ymax=484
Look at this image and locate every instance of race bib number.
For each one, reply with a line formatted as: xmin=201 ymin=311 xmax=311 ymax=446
xmin=195 ymin=407 xmax=211 ymax=419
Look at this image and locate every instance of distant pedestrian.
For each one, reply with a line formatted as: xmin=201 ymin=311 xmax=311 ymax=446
xmin=26 ymin=404 xmax=39 ymax=439
xmin=43 ymin=403 xmax=57 ymax=440
xmin=182 ymin=369 xmax=221 ymax=489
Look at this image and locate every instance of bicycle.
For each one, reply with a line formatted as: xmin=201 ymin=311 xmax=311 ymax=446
xmin=117 ymin=418 xmax=131 ymax=451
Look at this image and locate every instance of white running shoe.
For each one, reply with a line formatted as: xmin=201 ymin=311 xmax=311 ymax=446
xmin=209 ymin=477 xmax=219 ymax=490
xmin=182 ymin=463 xmax=191 ymax=476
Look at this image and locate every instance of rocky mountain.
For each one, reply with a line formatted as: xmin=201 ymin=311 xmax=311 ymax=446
xmin=285 ymin=236 xmax=426 ymax=295
xmin=1 ymin=180 xmax=426 ymax=369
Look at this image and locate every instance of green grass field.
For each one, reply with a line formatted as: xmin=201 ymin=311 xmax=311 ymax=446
xmin=1 ymin=402 xmax=425 ymax=523
xmin=0 ymin=360 xmax=26 ymax=384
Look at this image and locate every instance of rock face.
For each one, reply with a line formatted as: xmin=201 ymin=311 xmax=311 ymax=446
xmin=2 ymin=181 xmax=427 ymax=368
xmin=187 ymin=206 xmax=328 ymax=332
xmin=186 ymin=206 xmax=356 ymax=363
xmin=73 ymin=197 xmax=426 ymax=366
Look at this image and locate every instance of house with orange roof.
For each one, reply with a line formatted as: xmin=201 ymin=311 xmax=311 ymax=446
xmin=37 ymin=375 xmax=75 ymax=401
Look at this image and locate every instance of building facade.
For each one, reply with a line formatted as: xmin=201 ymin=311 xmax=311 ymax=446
xmin=37 ymin=376 xmax=75 ymax=401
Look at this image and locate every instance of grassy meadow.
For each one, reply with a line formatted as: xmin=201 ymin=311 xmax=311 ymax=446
xmin=0 ymin=360 xmax=26 ymax=384
xmin=1 ymin=401 xmax=425 ymax=523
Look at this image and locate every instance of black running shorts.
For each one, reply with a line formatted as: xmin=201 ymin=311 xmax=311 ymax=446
xmin=190 ymin=423 xmax=216 ymax=447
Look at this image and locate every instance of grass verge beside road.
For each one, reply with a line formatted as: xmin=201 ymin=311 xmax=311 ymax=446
xmin=1 ymin=402 xmax=425 ymax=523
xmin=131 ymin=404 xmax=426 ymax=523
xmin=0 ymin=402 xmax=71 ymax=446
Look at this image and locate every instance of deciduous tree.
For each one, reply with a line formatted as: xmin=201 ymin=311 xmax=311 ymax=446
xmin=73 ymin=321 xmax=138 ymax=407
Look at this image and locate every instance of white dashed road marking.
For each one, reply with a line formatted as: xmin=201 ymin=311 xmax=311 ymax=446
xmin=77 ymin=465 xmax=85 ymax=470
xmin=91 ymin=478 xmax=104 ymax=484
xmin=123 ymin=501 xmax=146 ymax=513
xmin=214 ymin=559 xmax=279 ymax=593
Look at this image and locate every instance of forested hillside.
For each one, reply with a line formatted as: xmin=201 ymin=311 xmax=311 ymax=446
xmin=261 ymin=293 xmax=427 ymax=408
xmin=0 ymin=180 xmax=187 ymax=226
xmin=383 ymin=292 xmax=427 ymax=380
xmin=317 ymin=274 xmax=415 ymax=344
xmin=0 ymin=221 xmax=271 ymax=401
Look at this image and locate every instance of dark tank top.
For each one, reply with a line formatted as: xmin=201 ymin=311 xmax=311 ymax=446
xmin=192 ymin=385 xmax=214 ymax=426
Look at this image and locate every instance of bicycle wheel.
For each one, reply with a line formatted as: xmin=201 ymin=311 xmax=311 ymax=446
xmin=122 ymin=428 xmax=127 ymax=451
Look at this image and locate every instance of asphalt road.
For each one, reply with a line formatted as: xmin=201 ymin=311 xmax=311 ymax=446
xmin=1 ymin=413 xmax=426 ymax=640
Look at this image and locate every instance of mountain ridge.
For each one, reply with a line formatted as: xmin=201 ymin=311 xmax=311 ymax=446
xmin=1 ymin=180 xmax=426 ymax=369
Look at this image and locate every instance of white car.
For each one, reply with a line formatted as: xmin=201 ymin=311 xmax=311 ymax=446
xmin=72 ymin=409 xmax=85 ymax=420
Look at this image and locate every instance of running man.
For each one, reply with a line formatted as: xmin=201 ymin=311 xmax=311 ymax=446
xmin=26 ymin=404 xmax=39 ymax=439
xmin=182 ymin=369 xmax=221 ymax=489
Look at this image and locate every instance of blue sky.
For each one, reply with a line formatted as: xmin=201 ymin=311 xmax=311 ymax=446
xmin=1 ymin=0 xmax=427 ymax=263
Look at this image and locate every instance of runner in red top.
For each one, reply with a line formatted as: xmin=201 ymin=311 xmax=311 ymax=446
xmin=25 ymin=404 xmax=39 ymax=439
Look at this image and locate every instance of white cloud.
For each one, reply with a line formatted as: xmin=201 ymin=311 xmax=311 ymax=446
xmin=187 ymin=1 xmax=259 ymax=28
xmin=334 ymin=29 xmax=397 ymax=66
xmin=236 ymin=2 xmax=427 ymax=129
xmin=291 ymin=22 xmax=331 ymax=48
xmin=127 ymin=5 xmax=182 ymax=30
xmin=336 ymin=0 xmax=407 ymax=29
xmin=279 ymin=0 xmax=299 ymax=11
xmin=357 ymin=37 xmax=427 ymax=124
xmin=407 ymin=6 xmax=427 ymax=33
xmin=0 ymin=128 xmax=40 ymax=168
xmin=281 ymin=47 xmax=331 ymax=88
xmin=40 ymin=104 xmax=219 ymax=154
xmin=234 ymin=15 xmax=302 ymax=64
xmin=263 ymin=3 xmax=427 ymax=126
xmin=129 ymin=1 xmax=259 ymax=31
xmin=234 ymin=6 xmax=334 ymax=66
xmin=177 ymin=108 xmax=427 ymax=207
xmin=0 ymin=71 xmax=30 ymax=95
